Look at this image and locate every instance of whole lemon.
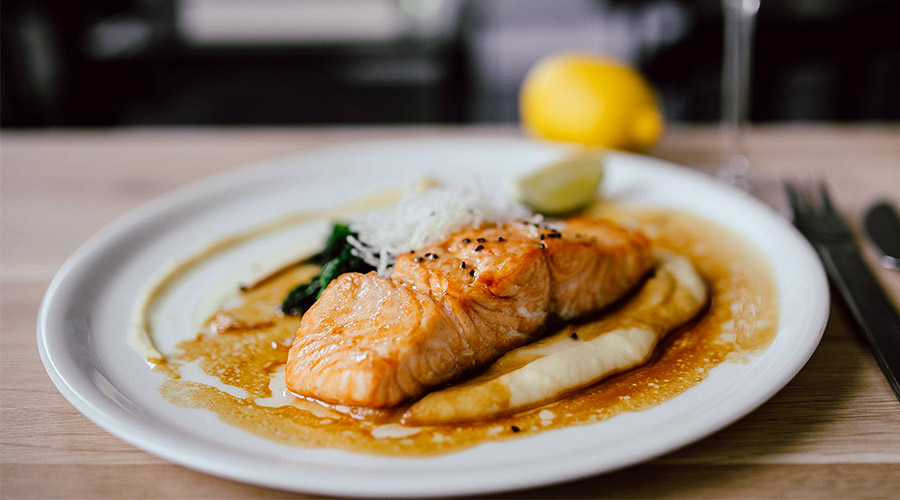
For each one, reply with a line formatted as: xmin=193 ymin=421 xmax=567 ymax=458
xmin=520 ymin=53 xmax=664 ymax=151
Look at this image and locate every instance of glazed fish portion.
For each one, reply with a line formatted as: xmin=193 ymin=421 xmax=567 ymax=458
xmin=286 ymin=219 xmax=652 ymax=407
xmin=285 ymin=273 xmax=469 ymax=406
xmin=403 ymin=251 xmax=709 ymax=424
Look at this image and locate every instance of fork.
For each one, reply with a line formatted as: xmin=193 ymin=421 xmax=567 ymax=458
xmin=785 ymin=180 xmax=900 ymax=401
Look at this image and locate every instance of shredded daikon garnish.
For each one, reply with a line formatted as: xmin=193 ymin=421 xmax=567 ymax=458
xmin=349 ymin=187 xmax=534 ymax=276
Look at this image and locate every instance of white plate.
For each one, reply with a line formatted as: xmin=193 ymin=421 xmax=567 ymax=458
xmin=38 ymin=137 xmax=829 ymax=498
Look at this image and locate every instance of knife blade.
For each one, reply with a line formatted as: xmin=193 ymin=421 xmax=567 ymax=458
xmin=864 ymin=201 xmax=900 ymax=271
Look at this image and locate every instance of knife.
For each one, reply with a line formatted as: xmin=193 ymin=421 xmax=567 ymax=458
xmin=786 ymin=182 xmax=900 ymax=402
xmin=865 ymin=201 xmax=900 ymax=271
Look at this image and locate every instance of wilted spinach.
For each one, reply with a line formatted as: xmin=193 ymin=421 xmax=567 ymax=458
xmin=281 ymin=223 xmax=374 ymax=315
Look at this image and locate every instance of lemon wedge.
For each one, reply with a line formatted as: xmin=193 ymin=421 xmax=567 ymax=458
xmin=511 ymin=151 xmax=605 ymax=215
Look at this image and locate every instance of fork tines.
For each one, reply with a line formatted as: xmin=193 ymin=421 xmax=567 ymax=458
xmin=785 ymin=180 xmax=852 ymax=243
xmin=785 ymin=179 xmax=900 ymax=403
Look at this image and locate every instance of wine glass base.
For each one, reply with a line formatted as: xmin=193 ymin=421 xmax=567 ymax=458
xmin=718 ymin=174 xmax=784 ymax=213
xmin=717 ymin=153 xmax=752 ymax=191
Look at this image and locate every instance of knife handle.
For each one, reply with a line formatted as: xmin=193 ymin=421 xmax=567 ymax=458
xmin=818 ymin=243 xmax=900 ymax=400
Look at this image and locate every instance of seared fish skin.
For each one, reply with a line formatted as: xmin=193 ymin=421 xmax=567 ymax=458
xmin=286 ymin=219 xmax=652 ymax=407
xmin=544 ymin=217 xmax=655 ymax=319
xmin=286 ymin=273 xmax=469 ymax=407
xmin=402 ymin=251 xmax=708 ymax=424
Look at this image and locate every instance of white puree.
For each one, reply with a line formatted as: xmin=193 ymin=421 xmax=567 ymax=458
xmin=402 ymin=251 xmax=708 ymax=424
xmin=506 ymin=253 xmax=706 ymax=408
xmin=371 ymin=424 xmax=422 ymax=439
xmin=254 ymin=365 xmax=294 ymax=408
xmin=178 ymin=361 xmax=249 ymax=399
xmin=127 ymin=183 xmax=411 ymax=365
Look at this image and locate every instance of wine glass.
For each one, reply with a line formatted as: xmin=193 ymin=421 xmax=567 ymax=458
xmin=719 ymin=0 xmax=760 ymax=192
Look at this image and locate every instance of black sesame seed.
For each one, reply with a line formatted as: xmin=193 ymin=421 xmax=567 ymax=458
xmin=460 ymin=262 xmax=466 ymax=269
xmin=476 ymin=237 xmax=486 ymax=243
xmin=511 ymin=426 xmax=521 ymax=433
xmin=548 ymin=233 xmax=562 ymax=239
xmin=540 ymin=234 xmax=545 ymax=240
xmin=571 ymin=332 xmax=579 ymax=340
xmin=497 ymin=237 xmax=504 ymax=242
xmin=475 ymin=244 xmax=484 ymax=252
xmin=469 ymin=269 xmax=475 ymax=276
xmin=415 ymin=257 xmax=424 ymax=262
xmin=539 ymin=242 xmax=546 ymax=250
xmin=410 ymin=250 xmax=416 ymax=254
xmin=430 ymin=254 xmax=439 ymax=260
xmin=462 ymin=238 xmax=471 ymax=243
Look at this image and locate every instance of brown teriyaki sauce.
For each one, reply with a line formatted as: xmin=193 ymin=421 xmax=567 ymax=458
xmin=157 ymin=208 xmax=778 ymax=456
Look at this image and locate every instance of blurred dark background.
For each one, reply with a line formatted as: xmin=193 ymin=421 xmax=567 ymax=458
xmin=2 ymin=0 xmax=899 ymax=128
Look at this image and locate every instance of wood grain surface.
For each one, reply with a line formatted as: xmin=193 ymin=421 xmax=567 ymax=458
xmin=2 ymin=125 xmax=899 ymax=499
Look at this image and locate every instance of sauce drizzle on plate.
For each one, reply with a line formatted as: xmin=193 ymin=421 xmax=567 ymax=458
xmin=154 ymin=207 xmax=778 ymax=456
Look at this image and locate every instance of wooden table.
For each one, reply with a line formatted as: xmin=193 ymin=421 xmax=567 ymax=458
xmin=2 ymin=126 xmax=899 ymax=499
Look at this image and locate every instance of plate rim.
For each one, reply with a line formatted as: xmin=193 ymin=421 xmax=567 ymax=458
xmin=37 ymin=136 xmax=830 ymax=497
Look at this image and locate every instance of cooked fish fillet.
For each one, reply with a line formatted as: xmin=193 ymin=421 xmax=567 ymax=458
xmin=402 ymin=251 xmax=708 ymax=424
xmin=542 ymin=217 xmax=655 ymax=319
xmin=286 ymin=219 xmax=652 ymax=407
xmin=285 ymin=273 xmax=469 ymax=406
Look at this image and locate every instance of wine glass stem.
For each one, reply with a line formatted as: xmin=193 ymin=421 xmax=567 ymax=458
xmin=721 ymin=0 xmax=759 ymax=185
